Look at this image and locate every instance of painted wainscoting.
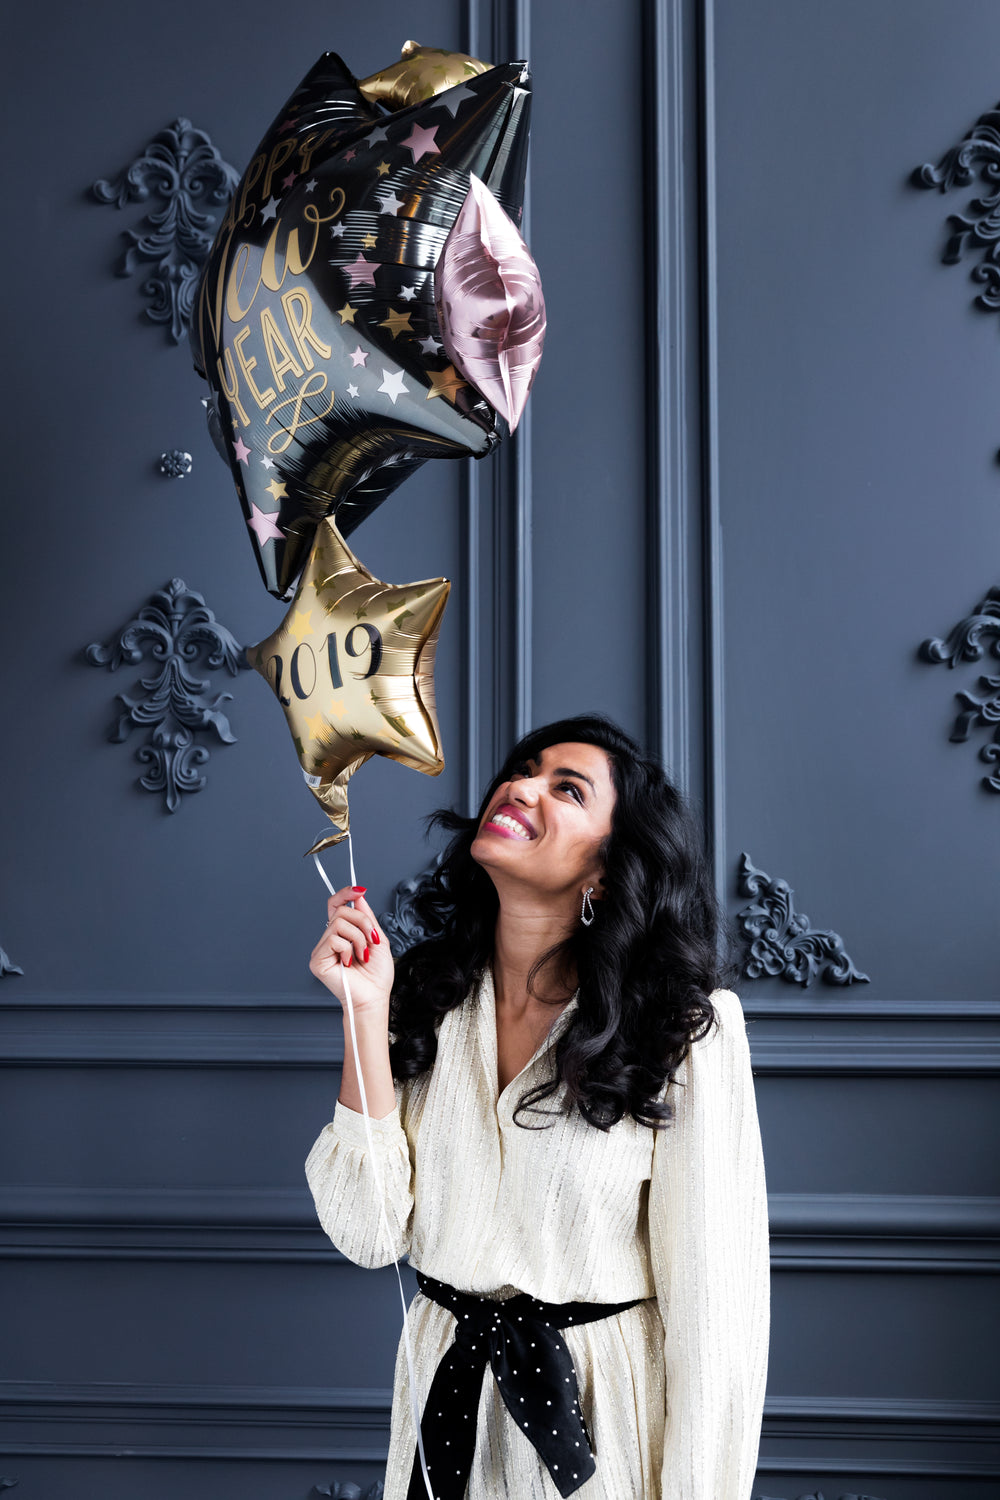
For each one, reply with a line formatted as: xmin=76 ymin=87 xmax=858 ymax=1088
xmin=1 ymin=0 xmax=999 ymax=1497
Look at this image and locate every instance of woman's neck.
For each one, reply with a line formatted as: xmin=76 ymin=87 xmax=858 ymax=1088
xmin=491 ymin=897 xmax=577 ymax=1015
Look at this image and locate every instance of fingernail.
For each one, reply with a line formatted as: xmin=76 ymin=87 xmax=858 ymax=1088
xmin=371 ymin=929 xmax=380 ymax=944
xmin=343 ymin=952 xmax=352 ymax=968
xmin=352 ymin=886 xmax=367 ymax=894
xmin=363 ymin=947 xmax=370 ymax=963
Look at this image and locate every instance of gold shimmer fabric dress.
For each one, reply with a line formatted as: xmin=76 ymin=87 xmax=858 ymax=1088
xmin=305 ymin=972 xmax=770 ymax=1500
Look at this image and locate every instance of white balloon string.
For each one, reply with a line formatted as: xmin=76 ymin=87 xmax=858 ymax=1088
xmin=312 ymin=837 xmax=435 ymax=1500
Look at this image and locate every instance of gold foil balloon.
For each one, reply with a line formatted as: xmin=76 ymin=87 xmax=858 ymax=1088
xmin=246 ymin=517 xmax=450 ymax=852
xmin=358 ymin=41 xmax=491 ymax=110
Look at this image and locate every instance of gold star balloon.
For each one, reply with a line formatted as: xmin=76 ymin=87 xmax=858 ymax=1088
xmin=246 ymin=517 xmax=450 ymax=852
xmin=357 ymin=41 xmax=491 ymax=110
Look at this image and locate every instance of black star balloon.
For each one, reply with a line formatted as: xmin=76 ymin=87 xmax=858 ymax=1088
xmin=245 ymin=516 xmax=450 ymax=852
xmin=192 ymin=47 xmax=532 ymax=600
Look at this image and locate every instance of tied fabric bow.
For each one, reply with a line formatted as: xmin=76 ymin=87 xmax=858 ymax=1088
xmin=407 ymin=1271 xmax=643 ymax=1499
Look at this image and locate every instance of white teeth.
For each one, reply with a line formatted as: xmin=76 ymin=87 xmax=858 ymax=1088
xmin=490 ymin=812 xmax=531 ymax=838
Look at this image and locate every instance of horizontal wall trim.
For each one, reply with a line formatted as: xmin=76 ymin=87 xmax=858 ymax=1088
xmin=3 ymin=1021 xmax=997 ymax=1072
xmin=1 ymin=1189 xmax=997 ymax=1270
xmin=1 ymin=1383 xmax=996 ymax=1471
xmin=756 ymin=1458 xmax=1000 ymax=1478
xmin=751 ymin=1036 xmax=1000 ymax=1075
xmin=8 ymin=993 xmax=1000 ymax=1016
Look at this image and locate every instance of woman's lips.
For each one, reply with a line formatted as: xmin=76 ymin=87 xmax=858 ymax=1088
xmin=482 ymin=804 xmax=535 ymax=839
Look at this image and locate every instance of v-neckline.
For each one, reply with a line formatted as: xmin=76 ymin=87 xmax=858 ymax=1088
xmin=478 ymin=964 xmax=579 ymax=1105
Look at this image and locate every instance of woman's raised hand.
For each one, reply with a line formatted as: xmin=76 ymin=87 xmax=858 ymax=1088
xmin=309 ymin=886 xmax=394 ymax=1014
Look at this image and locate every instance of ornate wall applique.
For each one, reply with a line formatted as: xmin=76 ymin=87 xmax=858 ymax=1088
xmin=92 ymin=119 xmax=239 ymax=343
xmin=86 ymin=579 xmax=249 ymax=812
xmin=735 ymin=854 xmax=870 ymax=988
xmin=919 ymin=583 xmax=1000 ymax=791
xmin=753 ymin=1493 xmax=886 ymax=1500
xmin=0 ymin=939 xmax=23 ymax=978
xmin=158 ymin=449 xmax=193 ymax=478
xmin=914 ymin=101 xmax=1000 ymax=315
xmin=308 ymin=1482 xmax=384 ymax=1499
xmin=380 ymin=854 xmax=447 ymax=955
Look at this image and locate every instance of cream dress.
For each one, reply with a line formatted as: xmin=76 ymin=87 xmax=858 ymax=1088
xmin=305 ymin=971 xmax=770 ymax=1500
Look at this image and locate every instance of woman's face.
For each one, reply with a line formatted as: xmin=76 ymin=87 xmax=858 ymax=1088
xmin=470 ymin=740 xmax=616 ymax=904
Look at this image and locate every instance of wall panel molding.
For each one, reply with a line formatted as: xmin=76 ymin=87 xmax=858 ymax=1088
xmin=2 ymin=1184 xmax=996 ymax=1270
xmin=1 ymin=1381 xmax=995 ymax=1477
xmin=2 ymin=1003 xmax=996 ymax=1070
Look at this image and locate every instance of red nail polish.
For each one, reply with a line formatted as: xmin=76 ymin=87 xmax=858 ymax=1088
xmin=363 ymin=947 xmax=370 ymax=963
xmin=352 ymin=886 xmax=367 ymax=894
xmin=371 ymin=929 xmax=380 ymax=944
xmin=343 ymin=951 xmax=352 ymax=968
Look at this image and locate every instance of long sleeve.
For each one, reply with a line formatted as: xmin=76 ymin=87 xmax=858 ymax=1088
xmin=304 ymin=1093 xmax=414 ymax=1268
xmin=648 ymin=988 xmax=771 ymax=1500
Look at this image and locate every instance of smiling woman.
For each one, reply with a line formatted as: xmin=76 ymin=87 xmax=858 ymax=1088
xmin=304 ymin=713 xmax=770 ymax=1500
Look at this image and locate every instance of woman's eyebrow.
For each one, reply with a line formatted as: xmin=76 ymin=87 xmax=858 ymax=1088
xmin=552 ymin=766 xmax=596 ymax=791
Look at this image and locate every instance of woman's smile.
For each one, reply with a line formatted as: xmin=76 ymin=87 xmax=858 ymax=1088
xmin=482 ymin=803 xmax=536 ymax=839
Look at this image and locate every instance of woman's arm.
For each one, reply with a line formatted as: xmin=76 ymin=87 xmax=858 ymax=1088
xmin=304 ymin=886 xmax=413 ymax=1268
xmin=648 ymin=989 xmax=771 ymax=1500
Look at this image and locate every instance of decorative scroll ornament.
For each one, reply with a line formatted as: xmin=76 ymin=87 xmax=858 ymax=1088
xmin=753 ymin=1492 xmax=886 ymax=1500
xmin=0 ymin=939 xmax=23 ymax=978
xmin=379 ymin=853 xmax=447 ymax=955
xmin=914 ymin=102 xmax=1000 ymax=315
xmin=93 ymin=119 xmax=239 ymax=343
xmin=919 ymin=583 xmax=1000 ymax=790
xmin=309 ymin=1482 xmax=384 ymax=1500
xmin=86 ymin=579 xmax=249 ymax=812
xmin=735 ymin=854 xmax=870 ymax=988
xmin=158 ymin=449 xmax=193 ymax=478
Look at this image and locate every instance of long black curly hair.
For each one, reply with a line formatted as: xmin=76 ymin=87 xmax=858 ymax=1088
xmin=388 ymin=713 xmax=741 ymax=1130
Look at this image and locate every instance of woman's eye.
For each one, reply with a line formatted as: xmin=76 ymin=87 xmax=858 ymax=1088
xmin=559 ymin=781 xmax=583 ymax=802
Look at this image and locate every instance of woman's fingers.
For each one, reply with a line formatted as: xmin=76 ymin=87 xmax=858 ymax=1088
xmin=321 ymin=887 xmax=378 ymax=964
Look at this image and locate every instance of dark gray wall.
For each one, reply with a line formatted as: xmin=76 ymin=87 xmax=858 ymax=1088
xmin=1 ymin=2 xmax=998 ymax=1498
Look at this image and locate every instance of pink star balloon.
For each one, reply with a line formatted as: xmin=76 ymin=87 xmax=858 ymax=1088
xmin=434 ymin=174 xmax=546 ymax=433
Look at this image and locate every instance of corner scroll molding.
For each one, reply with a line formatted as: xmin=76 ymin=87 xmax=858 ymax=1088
xmin=0 ymin=939 xmax=23 ymax=978
xmin=753 ymin=1493 xmax=886 ymax=1500
xmin=735 ymin=854 xmax=870 ymax=988
xmin=914 ymin=102 xmax=1000 ymax=315
xmin=92 ymin=119 xmax=239 ymax=343
xmin=919 ymin=583 xmax=1000 ymax=791
xmin=86 ymin=579 xmax=250 ymax=813
xmin=308 ymin=1483 xmax=384 ymax=1499
xmin=379 ymin=854 xmax=446 ymax=956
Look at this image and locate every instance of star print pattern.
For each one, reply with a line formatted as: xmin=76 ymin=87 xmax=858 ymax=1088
xmin=261 ymin=196 xmax=279 ymax=222
xmin=425 ymin=365 xmax=467 ymax=402
xmin=378 ymin=367 xmax=409 ymax=404
xmin=380 ymin=308 xmax=413 ymax=338
xmin=400 ymin=122 xmax=439 ymax=163
xmin=344 ymin=254 xmax=380 ymax=287
xmin=246 ymin=503 xmax=284 ymax=544
xmin=233 ymin=436 xmax=251 ymax=465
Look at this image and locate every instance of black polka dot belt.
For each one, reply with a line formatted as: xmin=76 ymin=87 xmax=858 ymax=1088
xmin=406 ymin=1269 xmax=646 ymax=1499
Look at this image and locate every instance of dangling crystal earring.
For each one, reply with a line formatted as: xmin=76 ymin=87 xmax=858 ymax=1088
xmin=581 ymin=886 xmax=596 ymax=926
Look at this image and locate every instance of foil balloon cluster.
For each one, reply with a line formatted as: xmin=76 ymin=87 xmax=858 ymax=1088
xmin=193 ymin=41 xmax=545 ymax=845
